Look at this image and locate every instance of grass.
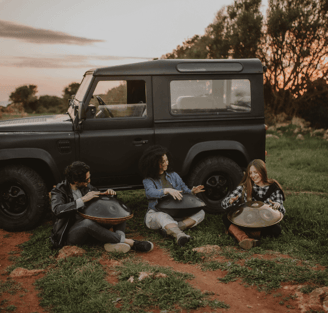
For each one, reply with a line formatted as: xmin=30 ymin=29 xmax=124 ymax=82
xmin=2 ymin=124 xmax=328 ymax=311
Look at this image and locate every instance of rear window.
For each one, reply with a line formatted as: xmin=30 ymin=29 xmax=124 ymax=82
xmin=170 ymin=79 xmax=251 ymax=115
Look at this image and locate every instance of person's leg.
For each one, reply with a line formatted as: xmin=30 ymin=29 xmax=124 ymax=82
xmin=67 ymin=219 xmax=131 ymax=253
xmin=178 ymin=210 xmax=205 ymax=231
xmin=261 ymin=223 xmax=282 ymax=238
xmin=227 ymin=224 xmax=260 ymax=250
xmin=145 ymin=211 xmax=190 ymax=247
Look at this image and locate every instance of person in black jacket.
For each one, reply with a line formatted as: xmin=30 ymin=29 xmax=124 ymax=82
xmin=50 ymin=161 xmax=153 ymax=253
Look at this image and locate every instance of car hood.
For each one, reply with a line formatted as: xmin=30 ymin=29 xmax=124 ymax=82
xmin=0 ymin=114 xmax=73 ymax=132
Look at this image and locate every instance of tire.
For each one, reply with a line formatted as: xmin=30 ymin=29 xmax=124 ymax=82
xmin=0 ymin=165 xmax=48 ymax=231
xmin=187 ymin=156 xmax=243 ymax=214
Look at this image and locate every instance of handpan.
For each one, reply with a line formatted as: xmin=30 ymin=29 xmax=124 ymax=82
xmin=156 ymin=193 xmax=206 ymax=218
xmin=227 ymin=201 xmax=283 ymax=228
xmin=78 ymin=195 xmax=133 ymax=225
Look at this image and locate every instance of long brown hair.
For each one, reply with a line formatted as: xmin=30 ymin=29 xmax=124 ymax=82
xmin=239 ymin=159 xmax=284 ymax=201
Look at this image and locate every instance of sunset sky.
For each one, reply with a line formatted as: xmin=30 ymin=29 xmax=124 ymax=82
xmin=0 ymin=0 xmax=268 ymax=103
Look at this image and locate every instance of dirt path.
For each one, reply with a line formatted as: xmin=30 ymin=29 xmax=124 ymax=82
xmin=0 ymin=228 xmax=307 ymax=313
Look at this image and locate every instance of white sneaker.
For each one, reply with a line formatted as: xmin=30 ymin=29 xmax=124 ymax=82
xmin=104 ymin=243 xmax=131 ymax=253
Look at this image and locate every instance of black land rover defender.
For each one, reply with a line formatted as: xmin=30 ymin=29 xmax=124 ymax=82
xmin=0 ymin=59 xmax=266 ymax=231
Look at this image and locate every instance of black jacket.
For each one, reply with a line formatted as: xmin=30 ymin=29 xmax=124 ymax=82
xmin=50 ymin=180 xmax=97 ymax=248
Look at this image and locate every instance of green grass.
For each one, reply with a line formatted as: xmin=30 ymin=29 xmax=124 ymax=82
xmin=3 ymin=125 xmax=328 ymax=311
xmin=35 ymin=257 xmax=228 ymax=313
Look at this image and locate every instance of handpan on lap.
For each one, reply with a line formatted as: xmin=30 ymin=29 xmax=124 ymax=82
xmin=78 ymin=195 xmax=133 ymax=225
xmin=227 ymin=201 xmax=283 ymax=228
xmin=156 ymin=193 xmax=206 ymax=218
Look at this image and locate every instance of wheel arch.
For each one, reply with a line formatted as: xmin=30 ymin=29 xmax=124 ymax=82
xmin=0 ymin=148 xmax=60 ymax=191
xmin=180 ymin=141 xmax=250 ymax=178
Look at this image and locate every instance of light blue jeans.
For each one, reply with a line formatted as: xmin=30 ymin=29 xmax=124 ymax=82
xmin=145 ymin=209 xmax=205 ymax=230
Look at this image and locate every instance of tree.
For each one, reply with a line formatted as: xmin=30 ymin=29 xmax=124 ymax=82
xmin=62 ymin=83 xmax=80 ymax=101
xmin=36 ymin=96 xmax=63 ymax=114
xmin=161 ymin=0 xmax=263 ymax=60
xmin=262 ymin=0 xmax=328 ymax=115
xmin=9 ymin=85 xmax=38 ymax=113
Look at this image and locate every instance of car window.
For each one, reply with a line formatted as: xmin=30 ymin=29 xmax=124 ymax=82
xmin=170 ymin=79 xmax=251 ymax=115
xmin=87 ymin=80 xmax=147 ymax=119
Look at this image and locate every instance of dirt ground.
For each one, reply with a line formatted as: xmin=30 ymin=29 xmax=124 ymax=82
xmin=0 ymin=228 xmax=319 ymax=313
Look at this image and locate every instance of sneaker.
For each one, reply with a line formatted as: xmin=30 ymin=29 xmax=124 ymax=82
xmin=239 ymin=239 xmax=260 ymax=250
xmin=158 ymin=228 xmax=167 ymax=238
xmin=131 ymin=240 xmax=154 ymax=252
xmin=177 ymin=233 xmax=191 ymax=247
xmin=104 ymin=243 xmax=131 ymax=253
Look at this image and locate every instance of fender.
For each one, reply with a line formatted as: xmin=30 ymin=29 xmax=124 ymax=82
xmin=0 ymin=148 xmax=61 ymax=182
xmin=181 ymin=140 xmax=250 ymax=176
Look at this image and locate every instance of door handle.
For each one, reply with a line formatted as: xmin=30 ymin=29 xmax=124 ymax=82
xmin=133 ymin=139 xmax=148 ymax=146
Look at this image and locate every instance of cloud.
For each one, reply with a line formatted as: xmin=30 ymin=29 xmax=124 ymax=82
xmin=0 ymin=55 xmax=153 ymax=68
xmin=0 ymin=19 xmax=104 ymax=45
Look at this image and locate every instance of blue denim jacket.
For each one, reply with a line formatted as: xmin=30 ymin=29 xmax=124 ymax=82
xmin=142 ymin=171 xmax=192 ymax=212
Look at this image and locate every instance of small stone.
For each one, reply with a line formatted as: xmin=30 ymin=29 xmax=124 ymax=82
xmin=192 ymin=245 xmax=221 ymax=254
xmin=56 ymin=246 xmax=86 ymax=260
xmin=266 ymin=134 xmax=280 ymax=139
xmin=296 ymin=134 xmax=304 ymax=140
xmin=10 ymin=268 xmax=44 ymax=278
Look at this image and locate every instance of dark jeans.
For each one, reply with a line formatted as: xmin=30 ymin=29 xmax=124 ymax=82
xmin=222 ymin=214 xmax=282 ymax=238
xmin=67 ymin=218 xmax=126 ymax=245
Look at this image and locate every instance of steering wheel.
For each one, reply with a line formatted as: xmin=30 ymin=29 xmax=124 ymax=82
xmin=95 ymin=96 xmax=114 ymax=118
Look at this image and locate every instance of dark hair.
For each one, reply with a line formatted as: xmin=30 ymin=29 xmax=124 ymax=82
xmin=139 ymin=145 xmax=173 ymax=179
xmin=239 ymin=159 xmax=284 ymax=201
xmin=65 ymin=161 xmax=90 ymax=184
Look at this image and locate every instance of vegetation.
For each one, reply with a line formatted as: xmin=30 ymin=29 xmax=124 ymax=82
xmin=2 ymin=82 xmax=80 ymax=117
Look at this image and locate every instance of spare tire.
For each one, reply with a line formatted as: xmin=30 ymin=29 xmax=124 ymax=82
xmin=0 ymin=165 xmax=48 ymax=231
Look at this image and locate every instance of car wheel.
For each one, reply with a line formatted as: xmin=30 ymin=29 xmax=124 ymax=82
xmin=187 ymin=156 xmax=243 ymax=214
xmin=0 ymin=165 xmax=48 ymax=231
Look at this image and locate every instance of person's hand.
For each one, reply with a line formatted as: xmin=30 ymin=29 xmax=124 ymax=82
xmin=101 ymin=189 xmax=116 ymax=196
xmin=165 ymin=188 xmax=183 ymax=200
xmin=81 ymin=191 xmax=100 ymax=203
xmin=269 ymin=199 xmax=280 ymax=210
xmin=229 ymin=195 xmax=239 ymax=205
xmin=191 ymin=185 xmax=205 ymax=194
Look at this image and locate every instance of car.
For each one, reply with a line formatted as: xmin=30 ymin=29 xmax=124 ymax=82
xmin=0 ymin=58 xmax=266 ymax=231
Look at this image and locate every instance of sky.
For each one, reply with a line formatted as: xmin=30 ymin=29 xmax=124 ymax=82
xmin=0 ymin=0 xmax=268 ymax=103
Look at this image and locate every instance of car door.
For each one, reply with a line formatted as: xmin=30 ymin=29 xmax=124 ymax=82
xmin=78 ymin=76 xmax=154 ymax=188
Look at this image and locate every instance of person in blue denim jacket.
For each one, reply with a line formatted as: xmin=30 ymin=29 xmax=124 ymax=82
xmin=139 ymin=145 xmax=205 ymax=247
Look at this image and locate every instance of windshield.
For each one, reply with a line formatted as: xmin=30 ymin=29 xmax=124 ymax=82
xmin=75 ymin=73 xmax=93 ymax=101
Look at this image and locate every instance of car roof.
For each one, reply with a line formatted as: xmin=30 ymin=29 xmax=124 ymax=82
xmin=86 ymin=58 xmax=263 ymax=76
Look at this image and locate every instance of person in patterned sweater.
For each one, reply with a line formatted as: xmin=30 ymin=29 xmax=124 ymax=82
xmin=221 ymin=159 xmax=285 ymax=250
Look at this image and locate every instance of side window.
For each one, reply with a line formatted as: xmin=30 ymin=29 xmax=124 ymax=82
xmin=170 ymin=79 xmax=251 ymax=114
xmin=87 ymin=80 xmax=147 ymax=119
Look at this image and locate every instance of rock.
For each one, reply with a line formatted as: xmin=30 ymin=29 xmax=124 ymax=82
xmin=266 ymin=134 xmax=280 ymax=139
xmin=291 ymin=116 xmax=306 ymax=127
xmin=307 ymin=287 xmax=328 ymax=312
xmin=293 ymin=127 xmax=301 ymax=134
xmin=313 ymin=128 xmax=325 ymax=134
xmin=192 ymin=245 xmax=221 ymax=254
xmin=267 ymin=126 xmax=276 ymax=131
xmin=56 ymin=245 xmax=86 ymax=260
xmin=296 ymin=134 xmax=305 ymax=140
xmin=276 ymin=122 xmax=290 ymax=129
xmin=10 ymin=268 xmax=45 ymax=278
xmin=276 ymin=112 xmax=289 ymax=123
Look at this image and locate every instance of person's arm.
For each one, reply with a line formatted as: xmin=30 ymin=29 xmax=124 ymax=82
xmin=143 ymin=178 xmax=165 ymax=199
xmin=266 ymin=190 xmax=286 ymax=215
xmin=221 ymin=185 xmax=243 ymax=210
xmin=51 ymin=187 xmax=78 ymax=218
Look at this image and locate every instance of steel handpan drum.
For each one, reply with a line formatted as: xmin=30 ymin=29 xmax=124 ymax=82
xmin=227 ymin=201 xmax=283 ymax=228
xmin=156 ymin=193 xmax=206 ymax=218
xmin=78 ymin=195 xmax=133 ymax=225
